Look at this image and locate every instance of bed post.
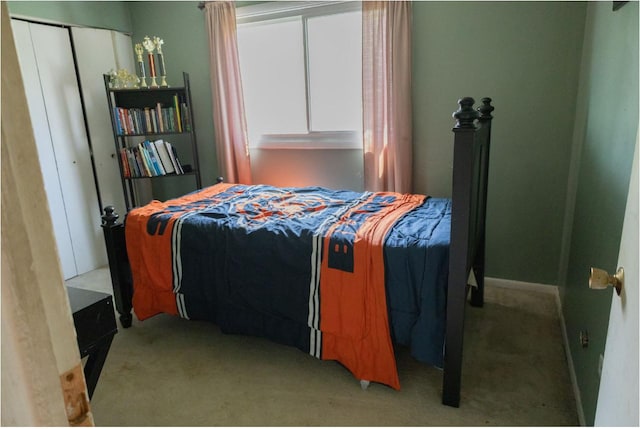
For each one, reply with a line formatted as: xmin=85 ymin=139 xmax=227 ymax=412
xmin=469 ymin=98 xmax=494 ymax=308
xmin=101 ymin=206 xmax=133 ymax=328
xmin=442 ymin=97 xmax=479 ymax=407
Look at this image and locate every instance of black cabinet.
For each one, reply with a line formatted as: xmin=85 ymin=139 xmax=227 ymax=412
xmin=104 ymin=72 xmax=202 ymax=210
xmin=67 ymin=286 xmax=117 ymax=399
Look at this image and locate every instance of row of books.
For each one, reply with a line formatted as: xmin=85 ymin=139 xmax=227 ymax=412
xmin=120 ymin=139 xmax=186 ymax=178
xmin=114 ymin=95 xmax=191 ymax=135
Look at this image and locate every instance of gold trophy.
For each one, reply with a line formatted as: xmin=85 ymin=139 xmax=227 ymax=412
xmin=142 ymin=36 xmax=158 ymax=88
xmin=134 ymin=43 xmax=148 ymax=88
xmin=110 ymin=68 xmax=139 ymax=89
xmin=153 ymin=37 xmax=169 ymax=88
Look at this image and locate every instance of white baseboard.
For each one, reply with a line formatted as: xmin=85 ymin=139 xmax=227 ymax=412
xmin=554 ymin=289 xmax=587 ymax=426
xmin=484 ymin=277 xmax=586 ymax=425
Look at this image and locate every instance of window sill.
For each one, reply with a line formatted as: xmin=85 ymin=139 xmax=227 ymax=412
xmin=251 ymin=143 xmax=363 ymax=151
xmin=251 ymin=131 xmax=362 ymax=150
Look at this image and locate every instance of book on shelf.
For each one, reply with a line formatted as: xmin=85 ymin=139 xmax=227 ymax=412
xmin=135 ymin=147 xmax=146 ymax=177
xmin=138 ymin=143 xmax=154 ymax=176
xmin=119 ymin=139 xmax=185 ymax=178
xmin=163 ymin=141 xmax=179 ymax=174
xmin=162 ymin=108 xmax=170 ymax=132
xmin=114 ymin=99 xmax=192 ymax=135
xmin=170 ymin=144 xmax=185 ymax=175
xmin=180 ymin=102 xmax=191 ymax=132
xmin=155 ymin=102 xmax=164 ymax=132
xmin=120 ymin=148 xmax=130 ymax=178
xmin=144 ymin=108 xmax=152 ymax=132
xmin=126 ymin=145 xmax=142 ymax=177
xmin=164 ymin=141 xmax=184 ymax=174
xmin=150 ymin=109 xmax=158 ymax=133
xmin=127 ymin=111 xmax=135 ymax=135
xmin=114 ymin=108 xmax=123 ymax=134
xmin=127 ymin=148 xmax=140 ymax=177
xmin=115 ymin=108 xmax=127 ymax=134
xmin=173 ymin=94 xmax=183 ymax=133
xmin=153 ymin=139 xmax=175 ymax=174
xmin=144 ymin=140 xmax=165 ymax=175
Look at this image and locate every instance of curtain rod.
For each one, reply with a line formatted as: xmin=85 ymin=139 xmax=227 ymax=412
xmin=198 ymin=2 xmax=205 ymax=10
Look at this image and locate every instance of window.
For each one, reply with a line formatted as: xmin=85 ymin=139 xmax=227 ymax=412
xmin=236 ymin=2 xmax=362 ymax=150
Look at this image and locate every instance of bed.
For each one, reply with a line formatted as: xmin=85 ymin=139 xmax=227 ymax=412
xmin=100 ymin=96 xmax=494 ymax=407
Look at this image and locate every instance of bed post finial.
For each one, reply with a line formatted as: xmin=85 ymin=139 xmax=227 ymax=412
xmin=453 ymin=97 xmax=478 ymax=129
xmin=477 ymin=97 xmax=494 ymax=122
xmin=102 ymin=205 xmax=119 ymax=226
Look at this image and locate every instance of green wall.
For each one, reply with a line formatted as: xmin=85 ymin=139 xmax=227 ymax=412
xmin=561 ymin=1 xmax=639 ymax=425
xmin=412 ymin=1 xmax=586 ymax=284
xmin=7 ymin=1 xmax=132 ymax=33
xmin=127 ymin=1 xmax=218 ymax=199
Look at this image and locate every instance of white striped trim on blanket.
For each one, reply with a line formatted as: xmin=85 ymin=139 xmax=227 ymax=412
xmin=176 ymin=292 xmax=189 ymax=319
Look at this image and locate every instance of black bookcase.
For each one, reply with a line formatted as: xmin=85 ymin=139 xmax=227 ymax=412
xmin=104 ymin=72 xmax=202 ymax=211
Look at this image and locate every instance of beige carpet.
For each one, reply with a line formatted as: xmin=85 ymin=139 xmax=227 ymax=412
xmin=72 ymin=269 xmax=578 ymax=426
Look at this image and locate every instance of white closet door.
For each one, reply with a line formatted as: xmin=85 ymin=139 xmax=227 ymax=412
xmin=72 ymin=27 xmax=129 ymax=217
xmin=11 ymin=19 xmax=77 ymax=279
xmin=112 ymin=30 xmax=136 ymax=71
xmin=28 ymin=23 xmax=105 ymax=276
xmin=72 ymin=27 xmax=152 ymax=215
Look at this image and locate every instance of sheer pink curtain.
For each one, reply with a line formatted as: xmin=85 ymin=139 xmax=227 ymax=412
xmin=204 ymin=1 xmax=252 ymax=184
xmin=362 ymin=1 xmax=412 ymax=193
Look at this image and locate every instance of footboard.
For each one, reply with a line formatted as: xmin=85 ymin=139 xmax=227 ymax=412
xmin=101 ymin=206 xmax=133 ymax=328
xmin=442 ymin=97 xmax=494 ymax=407
xmin=100 ymin=177 xmax=225 ymax=328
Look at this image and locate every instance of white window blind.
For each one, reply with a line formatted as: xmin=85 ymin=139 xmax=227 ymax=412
xmin=236 ymin=2 xmax=362 ymax=150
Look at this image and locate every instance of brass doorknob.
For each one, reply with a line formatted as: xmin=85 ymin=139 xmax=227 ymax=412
xmin=589 ymin=267 xmax=624 ymax=296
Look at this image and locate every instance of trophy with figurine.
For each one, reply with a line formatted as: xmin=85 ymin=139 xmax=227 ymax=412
xmin=142 ymin=36 xmax=159 ymax=88
xmin=154 ymin=37 xmax=169 ymax=88
xmin=134 ymin=43 xmax=148 ymax=88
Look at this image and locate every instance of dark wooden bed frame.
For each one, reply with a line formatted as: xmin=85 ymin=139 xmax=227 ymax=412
xmin=100 ymin=97 xmax=494 ymax=408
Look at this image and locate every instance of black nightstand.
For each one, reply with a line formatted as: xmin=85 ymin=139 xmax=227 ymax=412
xmin=67 ymin=286 xmax=118 ymax=399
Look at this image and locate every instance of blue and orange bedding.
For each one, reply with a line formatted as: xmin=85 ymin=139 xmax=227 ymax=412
xmin=125 ymin=183 xmax=451 ymax=389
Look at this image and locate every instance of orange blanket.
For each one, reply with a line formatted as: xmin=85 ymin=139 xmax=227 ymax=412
xmin=318 ymin=192 xmax=425 ymax=389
